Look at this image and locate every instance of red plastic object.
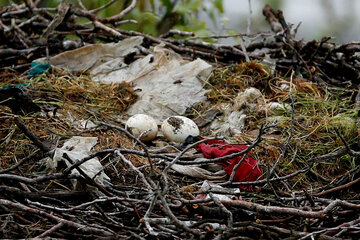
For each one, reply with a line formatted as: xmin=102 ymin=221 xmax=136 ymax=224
xmin=195 ymin=139 xmax=263 ymax=190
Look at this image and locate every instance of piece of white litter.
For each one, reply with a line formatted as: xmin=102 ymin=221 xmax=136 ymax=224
xmin=244 ymin=87 xmax=262 ymax=99
xmin=280 ymin=83 xmax=290 ymax=91
xmin=46 ymin=136 xmax=110 ymax=188
xmin=197 ymin=180 xmax=240 ymax=201
xmin=234 ymin=87 xmax=262 ymax=112
xmin=113 ymin=45 xmax=212 ymax=122
xmin=267 ymin=102 xmax=291 ymax=112
xmin=211 ymin=88 xmax=264 ymax=137
xmin=35 ymin=38 xmax=212 ymax=123
xmin=170 ymin=164 xmax=226 ymax=180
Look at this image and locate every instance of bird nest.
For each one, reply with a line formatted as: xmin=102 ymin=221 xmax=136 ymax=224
xmin=0 ymin=1 xmax=359 ymax=239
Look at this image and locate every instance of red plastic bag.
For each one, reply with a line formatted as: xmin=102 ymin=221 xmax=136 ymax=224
xmin=195 ymin=139 xmax=263 ymax=190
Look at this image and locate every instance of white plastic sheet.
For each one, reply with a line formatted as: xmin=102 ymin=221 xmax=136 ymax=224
xmin=42 ymin=37 xmax=212 ymax=122
xmin=91 ymin=44 xmax=212 ymax=122
xmin=46 ymin=136 xmax=110 ymax=187
xmin=196 ymin=180 xmax=240 ymax=201
xmin=170 ymin=163 xmax=226 ymax=180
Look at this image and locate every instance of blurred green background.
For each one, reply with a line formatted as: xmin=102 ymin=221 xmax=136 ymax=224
xmin=1 ymin=0 xmax=359 ymax=43
xmin=0 ymin=0 xmax=225 ymax=37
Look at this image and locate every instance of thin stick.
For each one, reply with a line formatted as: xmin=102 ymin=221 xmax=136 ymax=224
xmin=36 ymin=222 xmax=64 ymax=238
xmin=90 ymin=0 xmax=117 ymax=13
xmin=13 ymin=117 xmax=51 ymax=153
xmin=0 ymin=150 xmax=39 ymax=174
xmin=0 ymin=199 xmax=116 ymax=237
xmin=220 ymin=199 xmax=326 ymax=218
xmin=115 ymin=151 xmax=152 ymax=190
xmin=99 ymin=122 xmax=155 ymax=177
xmin=100 ymin=0 xmax=137 ymax=23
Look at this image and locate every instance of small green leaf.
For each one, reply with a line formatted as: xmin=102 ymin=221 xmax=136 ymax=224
xmin=174 ymin=0 xmax=203 ymax=14
xmin=160 ymin=0 xmax=173 ymax=12
xmin=213 ymin=0 xmax=224 ymax=13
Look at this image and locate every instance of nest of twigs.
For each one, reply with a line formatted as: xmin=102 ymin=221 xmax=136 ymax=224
xmin=0 ymin=1 xmax=359 ymax=239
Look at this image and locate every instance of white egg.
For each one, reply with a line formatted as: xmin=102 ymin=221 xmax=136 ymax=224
xmin=125 ymin=114 xmax=158 ymax=142
xmin=161 ymin=116 xmax=200 ymax=143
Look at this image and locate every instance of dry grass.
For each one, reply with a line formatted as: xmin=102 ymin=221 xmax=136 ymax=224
xmin=1 ymin=61 xmax=358 ymax=191
xmin=192 ymin=61 xmax=358 ymax=190
xmin=0 ymin=68 xmax=143 ymax=187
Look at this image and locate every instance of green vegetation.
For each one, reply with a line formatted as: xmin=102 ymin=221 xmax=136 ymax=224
xmin=203 ymin=62 xmax=358 ymax=188
xmin=0 ymin=0 xmax=225 ymax=36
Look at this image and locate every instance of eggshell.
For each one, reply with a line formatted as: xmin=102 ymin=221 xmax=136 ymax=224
xmin=125 ymin=114 xmax=158 ymax=142
xmin=161 ymin=116 xmax=200 ymax=143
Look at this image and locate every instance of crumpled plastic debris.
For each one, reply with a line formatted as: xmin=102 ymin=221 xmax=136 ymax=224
xmin=92 ymin=44 xmax=212 ymax=122
xmin=195 ymin=138 xmax=263 ymax=190
xmin=170 ymin=163 xmax=227 ymax=180
xmin=210 ymin=87 xmax=290 ymax=137
xmin=210 ymin=87 xmax=264 ymax=137
xmin=28 ymin=61 xmax=51 ymax=76
xmin=195 ymin=180 xmax=241 ymax=201
xmin=233 ymin=87 xmax=263 ymax=112
xmin=41 ymin=111 xmax=97 ymax=130
xmin=45 ymin=136 xmax=110 ymax=187
xmin=215 ymin=109 xmax=247 ymax=136
xmin=39 ymin=36 xmax=212 ymax=122
xmin=66 ymin=112 xmax=97 ymax=130
xmin=267 ymin=102 xmax=291 ymax=112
